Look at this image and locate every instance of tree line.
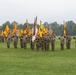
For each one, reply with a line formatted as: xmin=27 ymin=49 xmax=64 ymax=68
xmin=0 ymin=20 xmax=76 ymax=36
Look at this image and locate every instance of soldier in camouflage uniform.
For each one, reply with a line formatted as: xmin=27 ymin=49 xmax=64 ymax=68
xmin=40 ymin=34 xmax=45 ymax=51
xmin=42 ymin=34 xmax=50 ymax=51
xmin=30 ymin=34 xmax=35 ymax=50
xmin=13 ymin=33 xmax=18 ymax=48
xmin=50 ymin=34 xmax=56 ymax=51
xmin=23 ymin=33 xmax=27 ymax=49
xmin=58 ymin=35 xmax=65 ymax=50
xmin=6 ymin=32 xmax=11 ymax=48
xmin=0 ymin=35 xmax=4 ymax=42
xmin=73 ymin=36 xmax=76 ymax=47
xmin=35 ymin=35 xmax=40 ymax=51
xmin=19 ymin=34 xmax=24 ymax=48
xmin=46 ymin=34 xmax=50 ymax=50
xmin=65 ymin=34 xmax=71 ymax=49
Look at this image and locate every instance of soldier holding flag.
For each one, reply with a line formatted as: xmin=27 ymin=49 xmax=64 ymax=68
xmin=31 ymin=16 xmax=38 ymax=50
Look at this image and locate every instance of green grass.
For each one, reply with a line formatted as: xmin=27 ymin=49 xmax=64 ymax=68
xmin=0 ymin=38 xmax=76 ymax=75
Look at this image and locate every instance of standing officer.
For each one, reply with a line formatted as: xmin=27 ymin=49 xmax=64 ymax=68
xmin=30 ymin=34 xmax=35 ymax=50
xmin=46 ymin=34 xmax=50 ymax=50
xmin=6 ymin=31 xmax=11 ymax=48
xmin=65 ymin=34 xmax=71 ymax=49
xmin=19 ymin=34 xmax=24 ymax=48
xmin=50 ymin=34 xmax=56 ymax=51
xmin=35 ymin=35 xmax=40 ymax=51
xmin=23 ymin=33 xmax=27 ymax=49
xmin=13 ymin=33 xmax=18 ymax=48
xmin=58 ymin=35 xmax=65 ymax=50
xmin=40 ymin=34 xmax=45 ymax=51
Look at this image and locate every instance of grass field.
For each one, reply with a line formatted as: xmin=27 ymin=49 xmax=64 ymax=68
xmin=0 ymin=38 xmax=76 ymax=75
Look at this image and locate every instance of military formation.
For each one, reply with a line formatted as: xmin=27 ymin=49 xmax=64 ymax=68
xmin=0 ymin=20 xmax=75 ymax=50
xmin=0 ymin=31 xmax=76 ymax=51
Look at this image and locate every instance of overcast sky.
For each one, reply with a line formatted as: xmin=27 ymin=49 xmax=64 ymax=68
xmin=0 ymin=0 xmax=76 ymax=25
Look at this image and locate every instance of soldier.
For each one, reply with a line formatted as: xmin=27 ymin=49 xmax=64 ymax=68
xmin=65 ymin=34 xmax=71 ymax=49
xmin=23 ymin=33 xmax=27 ymax=49
xmin=6 ymin=31 xmax=11 ymax=48
xmin=50 ymin=34 xmax=56 ymax=51
xmin=40 ymin=34 xmax=45 ymax=51
xmin=43 ymin=34 xmax=50 ymax=51
xmin=0 ymin=35 xmax=4 ymax=42
xmin=19 ymin=34 xmax=24 ymax=48
xmin=73 ymin=36 xmax=76 ymax=47
xmin=30 ymin=34 xmax=35 ymax=50
xmin=35 ymin=35 xmax=40 ymax=51
xmin=58 ymin=35 xmax=65 ymax=50
xmin=45 ymin=34 xmax=50 ymax=50
xmin=13 ymin=33 xmax=18 ymax=48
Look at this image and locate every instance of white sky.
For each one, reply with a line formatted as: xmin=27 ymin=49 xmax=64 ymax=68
xmin=0 ymin=0 xmax=76 ymax=25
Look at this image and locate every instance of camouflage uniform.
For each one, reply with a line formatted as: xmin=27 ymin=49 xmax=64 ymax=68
xmin=50 ymin=35 xmax=55 ymax=51
xmin=23 ymin=33 xmax=27 ymax=49
xmin=30 ymin=35 xmax=35 ymax=50
xmin=46 ymin=35 xmax=50 ymax=50
xmin=6 ymin=33 xmax=11 ymax=48
xmin=41 ymin=36 xmax=45 ymax=51
xmin=58 ymin=35 xmax=65 ymax=50
xmin=43 ymin=34 xmax=50 ymax=51
xmin=65 ymin=35 xmax=71 ymax=49
xmin=35 ymin=35 xmax=40 ymax=51
xmin=13 ymin=33 xmax=18 ymax=48
xmin=19 ymin=35 xmax=24 ymax=48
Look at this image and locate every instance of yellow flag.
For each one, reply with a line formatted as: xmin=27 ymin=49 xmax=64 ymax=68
xmin=44 ymin=27 xmax=48 ymax=34
xmin=50 ymin=27 xmax=53 ymax=35
xmin=18 ymin=29 xmax=23 ymax=37
xmin=63 ymin=21 xmax=67 ymax=36
xmin=5 ymin=25 xmax=10 ymax=32
xmin=13 ymin=22 xmax=17 ymax=33
xmin=24 ymin=20 xmax=30 ymax=36
xmin=4 ymin=25 xmax=10 ymax=37
xmin=38 ymin=21 xmax=44 ymax=38
xmin=3 ymin=30 xmax=7 ymax=36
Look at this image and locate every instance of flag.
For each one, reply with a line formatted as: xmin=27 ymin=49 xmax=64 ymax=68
xmin=50 ymin=27 xmax=53 ymax=35
xmin=44 ymin=27 xmax=48 ymax=34
xmin=32 ymin=16 xmax=38 ymax=42
xmin=5 ymin=25 xmax=10 ymax=32
xmin=18 ymin=29 xmax=23 ymax=37
xmin=33 ymin=16 xmax=37 ymax=35
xmin=24 ymin=20 xmax=31 ymax=36
xmin=63 ymin=21 xmax=67 ymax=36
xmin=13 ymin=22 xmax=17 ymax=34
xmin=3 ymin=25 xmax=10 ymax=37
xmin=38 ymin=21 xmax=44 ymax=38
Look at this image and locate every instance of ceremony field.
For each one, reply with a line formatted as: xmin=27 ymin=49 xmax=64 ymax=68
xmin=0 ymin=38 xmax=76 ymax=75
